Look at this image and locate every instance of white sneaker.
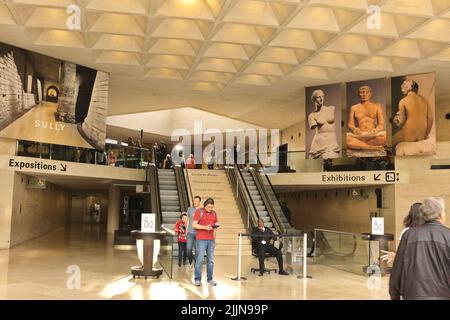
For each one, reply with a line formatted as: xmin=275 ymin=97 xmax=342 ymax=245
xmin=207 ymin=280 xmax=217 ymax=286
xmin=194 ymin=280 xmax=201 ymax=286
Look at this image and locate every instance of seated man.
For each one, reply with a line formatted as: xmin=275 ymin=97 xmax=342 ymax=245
xmin=251 ymin=218 xmax=289 ymax=276
xmin=347 ymin=86 xmax=386 ymax=156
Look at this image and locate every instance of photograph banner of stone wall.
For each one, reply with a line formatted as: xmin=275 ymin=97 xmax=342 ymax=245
xmin=0 ymin=42 xmax=109 ymax=150
xmin=391 ymin=72 xmax=436 ymax=156
xmin=305 ymin=83 xmax=342 ymax=160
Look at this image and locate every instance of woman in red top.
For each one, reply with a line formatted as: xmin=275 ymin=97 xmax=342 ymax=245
xmin=185 ymin=154 xmax=196 ymax=169
xmin=175 ymin=213 xmax=188 ymax=267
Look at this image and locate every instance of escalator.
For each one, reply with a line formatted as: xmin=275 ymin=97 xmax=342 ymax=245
xmin=225 ymin=166 xmax=258 ymax=232
xmin=158 ymin=169 xmax=181 ymax=230
xmin=252 ymin=168 xmax=292 ymax=232
xmin=240 ymin=170 xmax=275 ymax=230
xmin=158 ymin=165 xmax=190 ymax=256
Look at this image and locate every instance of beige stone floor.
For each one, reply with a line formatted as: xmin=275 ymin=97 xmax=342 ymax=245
xmin=0 ymin=225 xmax=390 ymax=300
xmin=0 ymin=102 xmax=92 ymax=148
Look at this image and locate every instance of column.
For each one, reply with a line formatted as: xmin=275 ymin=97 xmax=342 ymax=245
xmin=0 ymin=169 xmax=14 ymax=249
xmin=79 ymin=71 xmax=108 ymax=150
xmin=56 ymin=62 xmax=78 ymax=123
xmin=107 ymin=185 xmax=120 ymax=235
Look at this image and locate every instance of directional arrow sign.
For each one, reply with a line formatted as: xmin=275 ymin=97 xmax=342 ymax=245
xmin=374 ymin=173 xmax=381 ymax=181
xmin=60 ymin=164 xmax=67 ymax=172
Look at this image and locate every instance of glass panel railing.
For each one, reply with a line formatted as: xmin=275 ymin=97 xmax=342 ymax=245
xmin=282 ymin=232 xmax=312 ymax=279
xmin=16 ymin=140 xmax=149 ymax=169
xmin=257 ymin=150 xmax=395 ymax=173
xmin=313 ymin=229 xmax=371 ymax=276
xmin=159 ymin=226 xmax=175 ymax=279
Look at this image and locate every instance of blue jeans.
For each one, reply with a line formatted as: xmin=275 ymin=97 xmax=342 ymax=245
xmin=194 ymin=240 xmax=215 ymax=282
xmin=186 ymin=232 xmax=196 ymax=264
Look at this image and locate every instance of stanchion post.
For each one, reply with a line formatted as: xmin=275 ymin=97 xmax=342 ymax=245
xmin=231 ymin=233 xmax=247 ymax=281
xmin=303 ymin=233 xmax=307 ymax=280
xmin=298 ymin=232 xmax=312 ymax=280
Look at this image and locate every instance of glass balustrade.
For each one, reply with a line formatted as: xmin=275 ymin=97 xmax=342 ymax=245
xmin=16 ymin=140 xmax=150 ymax=169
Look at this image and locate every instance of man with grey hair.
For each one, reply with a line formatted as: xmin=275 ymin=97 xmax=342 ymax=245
xmin=389 ymin=197 xmax=450 ymax=300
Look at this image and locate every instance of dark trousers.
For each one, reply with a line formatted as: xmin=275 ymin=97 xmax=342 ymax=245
xmin=178 ymin=241 xmax=187 ymax=265
xmin=258 ymin=245 xmax=283 ymax=271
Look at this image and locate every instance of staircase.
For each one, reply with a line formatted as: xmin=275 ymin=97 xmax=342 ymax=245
xmin=187 ymin=170 xmax=252 ymax=256
xmin=240 ymin=170 xmax=274 ymax=229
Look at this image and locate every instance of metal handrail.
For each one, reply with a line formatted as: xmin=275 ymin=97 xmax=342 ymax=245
xmin=183 ymin=168 xmax=194 ymax=208
xmin=314 ymin=229 xmax=360 ymax=258
xmin=174 ymin=165 xmax=189 ymax=212
xmin=148 ymin=163 xmax=163 ymax=231
xmin=314 ymin=228 xmax=370 ymax=238
xmin=161 ymin=225 xmax=176 ymax=236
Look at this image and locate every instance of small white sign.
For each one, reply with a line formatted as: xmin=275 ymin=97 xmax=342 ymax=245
xmin=141 ymin=213 xmax=155 ymax=233
xmin=372 ymin=217 xmax=384 ymax=235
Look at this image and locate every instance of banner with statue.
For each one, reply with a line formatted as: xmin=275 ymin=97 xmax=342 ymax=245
xmin=391 ymin=72 xmax=436 ymax=156
xmin=345 ymin=78 xmax=387 ymax=158
xmin=305 ymin=83 xmax=342 ymax=160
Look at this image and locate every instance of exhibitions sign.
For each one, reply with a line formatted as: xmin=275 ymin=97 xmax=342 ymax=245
xmin=305 ymin=83 xmax=342 ymax=160
xmin=269 ymin=171 xmax=406 ymax=188
xmin=0 ymin=42 xmax=109 ymax=150
xmin=141 ymin=214 xmax=156 ymax=233
xmin=391 ymin=72 xmax=436 ymax=156
xmin=319 ymin=172 xmax=399 ymax=184
xmin=346 ymin=78 xmax=387 ymax=158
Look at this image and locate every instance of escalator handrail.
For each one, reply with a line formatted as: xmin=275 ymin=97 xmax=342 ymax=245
xmin=183 ymin=168 xmax=194 ymax=208
xmin=148 ymin=163 xmax=163 ymax=230
xmin=180 ymin=166 xmax=192 ymax=208
xmin=173 ymin=165 xmax=190 ymax=212
xmin=249 ymin=167 xmax=285 ymax=234
xmin=256 ymin=155 xmax=292 ymax=227
xmin=234 ymin=166 xmax=261 ymax=225
xmin=225 ymin=166 xmax=257 ymax=231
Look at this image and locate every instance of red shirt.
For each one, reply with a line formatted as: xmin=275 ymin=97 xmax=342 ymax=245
xmin=193 ymin=208 xmax=218 ymax=241
xmin=185 ymin=157 xmax=196 ymax=169
xmin=174 ymin=220 xmax=187 ymax=243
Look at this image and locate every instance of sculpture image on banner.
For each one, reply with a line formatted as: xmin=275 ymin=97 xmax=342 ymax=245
xmin=346 ymin=79 xmax=387 ymax=157
xmin=305 ymin=84 xmax=342 ymax=159
xmin=0 ymin=42 xmax=109 ymax=150
xmin=391 ymin=72 xmax=436 ymax=156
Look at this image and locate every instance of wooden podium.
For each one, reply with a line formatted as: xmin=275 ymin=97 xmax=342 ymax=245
xmin=130 ymin=230 xmax=165 ymax=279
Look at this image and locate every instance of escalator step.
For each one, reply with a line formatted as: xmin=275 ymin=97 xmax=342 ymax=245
xmin=162 ymin=206 xmax=181 ymax=211
xmin=162 ymin=212 xmax=182 ymax=218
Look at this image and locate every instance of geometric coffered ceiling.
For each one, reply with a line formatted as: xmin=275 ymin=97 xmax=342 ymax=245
xmin=0 ymin=0 xmax=449 ymax=129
